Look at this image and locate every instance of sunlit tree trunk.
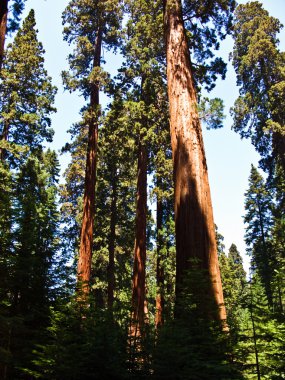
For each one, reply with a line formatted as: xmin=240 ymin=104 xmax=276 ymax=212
xmin=163 ymin=0 xmax=226 ymax=323
xmin=77 ymin=28 xmax=102 ymax=296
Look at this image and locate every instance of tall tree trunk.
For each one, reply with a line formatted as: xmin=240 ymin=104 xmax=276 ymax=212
xmin=130 ymin=139 xmax=147 ymax=339
xmin=77 ymin=28 xmax=102 ymax=296
xmin=250 ymin=285 xmax=261 ymax=380
xmin=163 ymin=0 xmax=226 ymax=323
xmin=107 ymin=169 xmax=117 ymax=310
xmin=273 ymin=131 xmax=285 ymax=176
xmin=0 ymin=119 xmax=9 ymax=162
xmin=257 ymin=201 xmax=273 ymax=306
xmin=261 ymin=60 xmax=285 ymax=175
xmin=0 ymin=0 xmax=8 ymax=71
xmin=155 ymin=196 xmax=164 ymax=328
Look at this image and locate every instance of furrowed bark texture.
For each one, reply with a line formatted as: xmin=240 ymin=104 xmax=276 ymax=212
xmin=130 ymin=140 xmax=147 ymax=338
xmin=77 ymin=28 xmax=102 ymax=295
xmin=107 ymin=170 xmax=117 ymax=310
xmin=0 ymin=0 xmax=8 ymax=71
xmin=163 ymin=0 xmax=226 ymax=322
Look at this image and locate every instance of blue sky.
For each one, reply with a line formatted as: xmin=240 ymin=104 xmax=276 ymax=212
xmin=19 ymin=0 xmax=285 ymax=272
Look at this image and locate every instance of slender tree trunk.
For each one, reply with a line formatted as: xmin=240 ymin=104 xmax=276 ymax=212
xmin=77 ymin=28 xmax=102 ymax=295
xmin=273 ymin=131 xmax=285 ymax=176
xmin=0 ymin=119 xmax=9 ymax=162
xmin=163 ymin=0 xmax=226 ymax=323
xmin=261 ymin=60 xmax=285 ymax=175
xmin=130 ymin=139 xmax=147 ymax=339
xmin=107 ymin=169 xmax=117 ymax=310
xmin=250 ymin=285 xmax=261 ymax=380
xmin=155 ymin=196 xmax=164 ymax=328
xmin=257 ymin=201 xmax=273 ymax=306
xmin=0 ymin=0 xmax=8 ymax=71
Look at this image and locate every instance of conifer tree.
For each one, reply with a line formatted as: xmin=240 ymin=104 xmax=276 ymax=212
xmin=244 ymin=165 xmax=274 ymax=306
xmin=236 ymin=275 xmax=285 ymax=380
xmin=0 ymin=0 xmax=26 ymax=70
xmin=62 ymin=0 xmax=123 ymax=296
xmin=163 ymin=0 xmax=235 ymax=323
xmin=269 ymin=163 xmax=285 ymax=313
xmin=0 ymin=9 xmax=56 ymax=162
xmin=154 ymin=111 xmax=174 ymax=328
xmin=0 ymin=149 xmax=61 ymax=380
xmin=0 ymin=0 xmax=8 ymax=70
xmin=220 ymin=244 xmax=247 ymax=325
xmin=95 ymin=96 xmax=137 ymax=312
xmin=231 ymin=1 xmax=285 ymax=174
xmin=0 ymin=10 xmax=58 ymax=379
xmin=117 ymin=0 xmax=167 ymax=348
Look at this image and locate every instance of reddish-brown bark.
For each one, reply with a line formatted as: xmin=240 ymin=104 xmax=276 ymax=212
xmin=155 ymin=197 xmax=164 ymax=328
xmin=107 ymin=169 xmax=117 ymax=310
xmin=130 ymin=140 xmax=147 ymax=339
xmin=0 ymin=0 xmax=8 ymax=163
xmin=77 ymin=28 xmax=102 ymax=295
xmin=163 ymin=0 xmax=226 ymax=323
xmin=0 ymin=0 xmax=8 ymax=71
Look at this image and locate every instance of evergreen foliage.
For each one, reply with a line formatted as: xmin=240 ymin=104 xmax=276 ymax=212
xmin=236 ymin=275 xmax=285 ymax=380
xmin=231 ymin=1 xmax=285 ymax=173
xmin=0 ymin=9 xmax=57 ymax=163
xmin=0 ymin=1 xmax=284 ymax=379
xmin=154 ymin=265 xmax=243 ymax=380
xmin=0 ymin=10 xmax=58 ymax=379
xmin=7 ymin=0 xmax=27 ymax=33
xmin=244 ymin=165 xmax=274 ymax=305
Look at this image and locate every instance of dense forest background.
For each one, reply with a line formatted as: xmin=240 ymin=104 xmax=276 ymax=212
xmin=0 ymin=0 xmax=284 ymax=379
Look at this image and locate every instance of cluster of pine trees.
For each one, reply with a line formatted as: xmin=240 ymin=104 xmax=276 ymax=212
xmin=0 ymin=0 xmax=284 ymax=379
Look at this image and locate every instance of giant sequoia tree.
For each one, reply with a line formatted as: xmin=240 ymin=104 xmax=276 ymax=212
xmin=232 ymin=1 xmax=285 ymax=174
xmin=120 ymin=0 xmax=167 ymax=342
xmin=163 ymin=0 xmax=235 ymax=322
xmin=3 ymin=1 xmax=285 ymax=379
xmin=62 ymin=0 xmax=122 ymax=295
